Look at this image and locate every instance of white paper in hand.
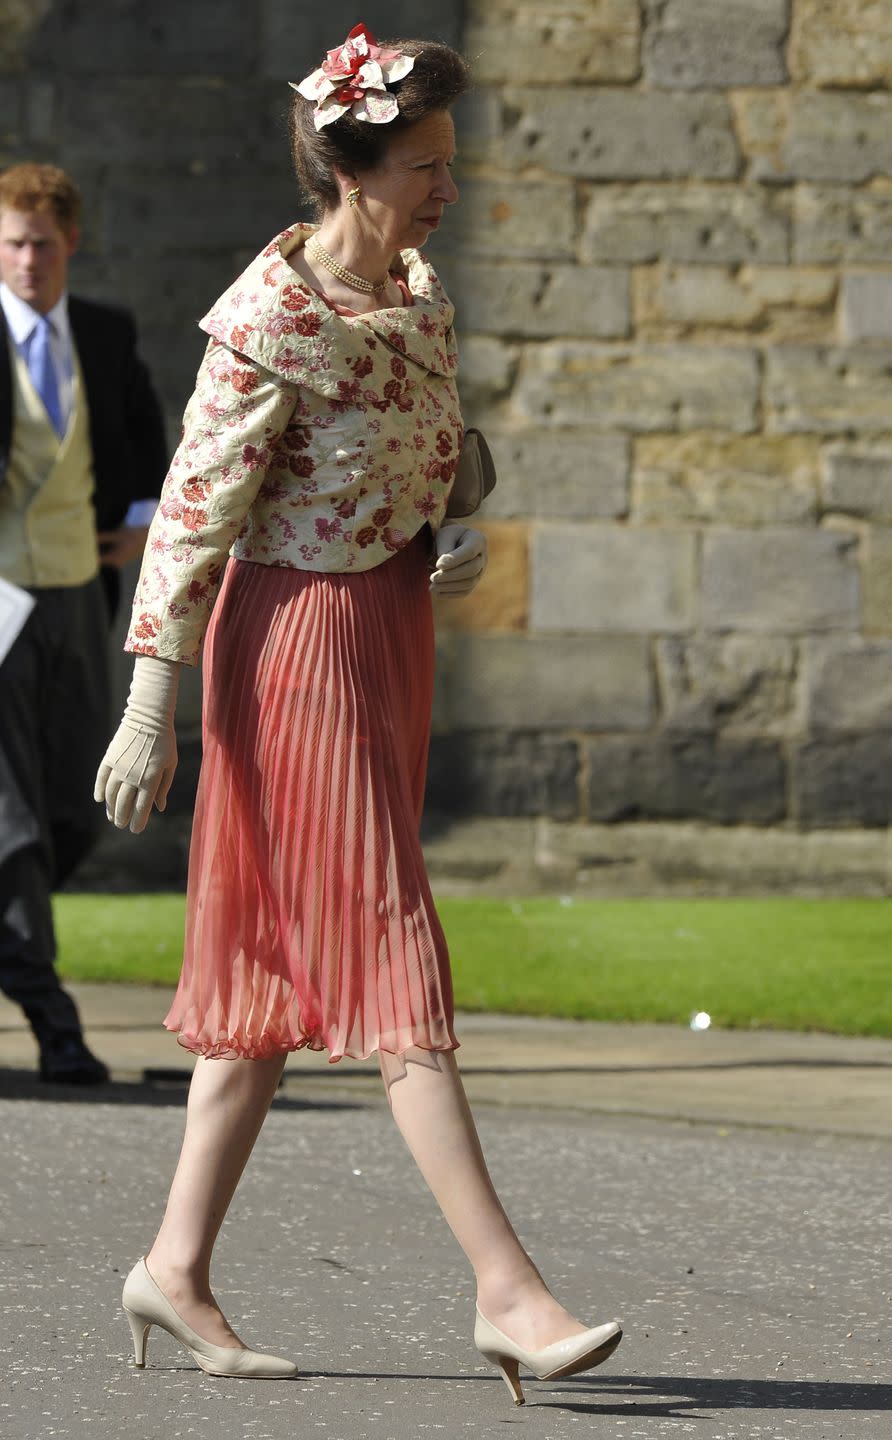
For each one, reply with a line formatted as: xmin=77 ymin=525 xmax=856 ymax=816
xmin=0 ymin=576 xmax=35 ymax=667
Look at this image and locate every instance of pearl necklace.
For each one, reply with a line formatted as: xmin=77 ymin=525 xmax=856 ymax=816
xmin=306 ymin=235 xmax=389 ymax=295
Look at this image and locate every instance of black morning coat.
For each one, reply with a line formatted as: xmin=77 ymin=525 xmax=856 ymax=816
xmin=0 ymin=295 xmax=168 ymax=617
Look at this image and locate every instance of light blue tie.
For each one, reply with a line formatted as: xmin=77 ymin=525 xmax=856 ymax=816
xmin=28 ymin=315 xmax=64 ymax=437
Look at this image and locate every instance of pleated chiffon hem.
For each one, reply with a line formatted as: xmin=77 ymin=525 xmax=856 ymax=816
xmin=165 ymin=1017 xmax=460 ymax=1066
xmin=166 ymin=532 xmax=458 ymax=1065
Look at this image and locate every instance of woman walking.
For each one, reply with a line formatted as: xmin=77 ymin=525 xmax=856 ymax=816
xmin=95 ymin=23 xmax=622 ymax=1405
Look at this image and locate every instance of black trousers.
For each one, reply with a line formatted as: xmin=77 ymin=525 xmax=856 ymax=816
xmin=0 ymin=578 xmax=110 ymax=1042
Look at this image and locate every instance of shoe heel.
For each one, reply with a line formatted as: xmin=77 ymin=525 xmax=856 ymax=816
xmin=125 ymin=1307 xmax=151 ymax=1367
xmin=494 ymin=1354 xmax=525 ymax=1406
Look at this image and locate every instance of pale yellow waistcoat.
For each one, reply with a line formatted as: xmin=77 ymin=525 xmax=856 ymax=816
xmin=0 ymin=338 xmax=99 ymax=588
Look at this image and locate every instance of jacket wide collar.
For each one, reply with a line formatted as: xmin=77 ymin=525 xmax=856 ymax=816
xmin=200 ymin=224 xmax=458 ymax=397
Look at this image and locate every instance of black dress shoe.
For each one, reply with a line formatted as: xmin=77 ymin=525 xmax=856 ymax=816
xmin=38 ymin=1034 xmax=110 ymax=1085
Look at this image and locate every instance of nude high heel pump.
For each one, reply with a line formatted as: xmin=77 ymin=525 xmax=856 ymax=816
xmin=474 ymin=1306 xmax=622 ymax=1406
xmin=122 ymin=1258 xmax=298 ymax=1379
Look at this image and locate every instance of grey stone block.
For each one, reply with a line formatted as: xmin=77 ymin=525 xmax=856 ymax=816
xmin=644 ymin=0 xmax=790 ymax=88
xmin=783 ymin=93 xmax=892 ymax=183
xmin=435 ymin=177 xmax=576 ymax=261
xmin=823 ymin=451 xmax=892 ymax=521
xmin=456 ymin=337 xmax=519 ymax=407
xmin=702 ymin=530 xmax=860 ymax=633
xmin=803 ymin=637 xmax=892 ymax=733
xmin=479 ymin=431 xmax=629 ymax=521
xmin=500 ymin=88 xmax=740 ymax=180
xmin=24 ymin=81 xmax=53 ymax=142
xmin=515 ymin=344 xmax=759 ymax=433
xmin=0 ymin=81 xmax=20 ymax=141
xmin=103 ymin=173 xmax=293 ymax=256
xmin=36 ymin=0 xmax=259 ymax=73
xmin=57 ymin=77 xmax=282 ymax=173
xmin=657 ymin=635 xmax=799 ymax=736
xmin=438 ymin=259 xmax=630 ymax=340
xmin=446 ymin=634 xmax=654 ymax=731
xmin=795 ymin=185 xmax=892 ymax=264
xmin=794 ymin=737 xmax=892 ymax=827
xmin=766 ymin=347 xmax=892 ymax=434
xmin=426 ymin=732 xmax=579 ymax=820
xmin=261 ymin=0 xmax=463 ymax=79
xmin=531 ymin=526 xmax=697 ymax=634
xmin=583 ymin=185 xmax=790 ymax=265
xmin=586 ymin=736 xmax=787 ymax=824
xmin=840 ymin=273 xmax=892 ymax=344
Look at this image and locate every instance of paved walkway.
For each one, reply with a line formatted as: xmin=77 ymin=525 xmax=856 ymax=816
xmin=4 ymin=990 xmax=892 ymax=1439
xmin=2 ymin=982 xmax=892 ymax=1137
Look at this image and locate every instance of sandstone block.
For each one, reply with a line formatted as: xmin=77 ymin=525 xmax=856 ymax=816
xmin=803 ymin=637 xmax=892 ymax=732
xmin=644 ymin=0 xmax=789 ymax=88
xmin=634 ymin=435 xmax=819 ymax=526
xmin=443 ymin=633 xmax=654 ymax=730
xmin=789 ymin=0 xmax=892 ymax=89
xmin=586 ymin=736 xmax=787 ymax=824
xmin=465 ymin=0 xmax=641 ymax=84
xmin=435 ymin=177 xmax=576 ymax=261
xmin=766 ymin=347 xmax=892 ymax=434
xmin=657 ymin=635 xmax=799 ymax=735
xmin=823 ymin=450 xmax=892 ymax=520
xmin=426 ymin=732 xmax=579 ymax=820
xmin=794 ymin=736 xmax=892 ymax=827
xmin=500 ymin=89 xmax=740 ymax=180
xmin=514 ymin=344 xmax=759 ymax=433
xmin=439 ymin=259 xmax=630 ymax=340
xmin=457 ymin=337 xmax=519 ymax=407
xmin=702 ymin=529 xmax=860 ymax=632
xmin=782 ymin=93 xmax=892 ymax=182
xmin=478 ymin=431 xmax=629 ymax=520
xmin=434 ymin=522 xmax=528 ymax=634
xmin=861 ymin=527 xmax=892 ymax=632
xmin=730 ymin=90 xmax=790 ymax=169
xmin=840 ymin=273 xmax=892 ymax=343
xmin=795 ymin=185 xmax=892 ymax=264
xmin=582 ymin=185 xmax=789 ymax=265
xmin=635 ymin=264 xmax=835 ymax=342
xmin=531 ymin=526 xmax=697 ymax=633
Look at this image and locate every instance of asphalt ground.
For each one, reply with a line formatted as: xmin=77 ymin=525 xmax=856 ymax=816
xmin=1 ymin=986 xmax=891 ymax=1439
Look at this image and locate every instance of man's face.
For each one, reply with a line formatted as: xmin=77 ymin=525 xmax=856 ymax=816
xmin=0 ymin=207 xmax=78 ymax=314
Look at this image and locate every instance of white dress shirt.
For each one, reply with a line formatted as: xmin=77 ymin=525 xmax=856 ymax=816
xmin=0 ymin=282 xmax=156 ymax=528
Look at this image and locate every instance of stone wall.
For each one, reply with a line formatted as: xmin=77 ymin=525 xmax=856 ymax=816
xmin=3 ymin=1 xmax=892 ymax=851
xmin=431 ymin=0 xmax=892 ymax=830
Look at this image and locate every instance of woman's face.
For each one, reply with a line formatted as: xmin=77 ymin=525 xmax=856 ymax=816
xmin=354 ymin=109 xmax=459 ymax=252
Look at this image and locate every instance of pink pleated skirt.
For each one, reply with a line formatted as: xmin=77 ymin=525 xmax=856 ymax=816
xmin=163 ymin=529 xmax=458 ymax=1063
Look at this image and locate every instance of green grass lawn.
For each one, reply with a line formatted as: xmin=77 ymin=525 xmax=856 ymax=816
xmin=54 ymin=894 xmax=892 ymax=1037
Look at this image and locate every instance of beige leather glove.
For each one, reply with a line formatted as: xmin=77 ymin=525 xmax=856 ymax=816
xmin=430 ymin=523 xmax=488 ymax=597
xmin=94 ymin=656 xmax=181 ymax=834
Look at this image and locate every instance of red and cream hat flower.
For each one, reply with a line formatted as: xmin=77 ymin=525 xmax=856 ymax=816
xmin=291 ymin=22 xmax=415 ymax=130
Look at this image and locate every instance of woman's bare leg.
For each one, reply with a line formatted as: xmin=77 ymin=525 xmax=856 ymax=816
xmin=380 ymin=1047 xmax=592 ymax=1351
xmin=143 ymin=1052 xmax=286 ymax=1347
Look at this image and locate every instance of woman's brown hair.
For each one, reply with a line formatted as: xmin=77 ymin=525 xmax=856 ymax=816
xmin=289 ymin=38 xmax=469 ymax=215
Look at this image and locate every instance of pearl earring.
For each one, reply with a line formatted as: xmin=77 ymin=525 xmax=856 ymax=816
xmin=347 ymin=186 xmax=361 ymax=208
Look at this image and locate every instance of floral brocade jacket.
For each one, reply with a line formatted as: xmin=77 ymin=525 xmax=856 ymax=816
xmin=124 ymin=224 xmax=463 ymax=665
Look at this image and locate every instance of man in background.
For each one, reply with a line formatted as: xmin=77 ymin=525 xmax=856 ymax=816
xmin=0 ymin=163 xmax=167 ymax=1083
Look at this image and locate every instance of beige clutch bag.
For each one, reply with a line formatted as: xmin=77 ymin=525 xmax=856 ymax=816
xmin=445 ymin=428 xmax=497 ymax=519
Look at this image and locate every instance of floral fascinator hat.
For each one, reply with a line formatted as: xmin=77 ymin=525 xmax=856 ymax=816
xmin=291 ymin=22 xmax=415 ymax=130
